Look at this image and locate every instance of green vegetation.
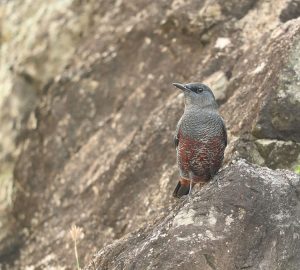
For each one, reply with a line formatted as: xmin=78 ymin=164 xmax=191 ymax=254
xmin=294 ymin=165 xmax=300 ymax=175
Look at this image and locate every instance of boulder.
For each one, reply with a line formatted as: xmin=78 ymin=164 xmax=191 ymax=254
xmin=86 ymin=160 xmax=300 ymax=270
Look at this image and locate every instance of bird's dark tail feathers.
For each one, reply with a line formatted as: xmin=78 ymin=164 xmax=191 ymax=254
xmin=173 ymin=179 xmax=195 ymax=198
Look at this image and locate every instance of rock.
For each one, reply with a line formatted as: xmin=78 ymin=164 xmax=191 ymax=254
xmin=0 ymin=163 xmax=19 ymax=265
xmin=214 ymin=37 xmax=231 ymax=49
xmin=0 ymin=0 xmax=98 ymax=162
xmin=255 ymin=139 xmax=300 ymax=170
xmin=85 ymin=160 xmax=300 ymax=270
xmin=252 ymin=38 xmax=300 ymax=142
xmin=203 ymin=71 xmax=229 ymax=102
xmin=0 ymin=0 xmax=102 ymax=258
xmin=221 ymin=18 xmax=300 ymax=140
xmin=217 ymin=0 xmax=259 ymax=19
xmin=221 ymin=18 xmax=300 ymax=170
xmin=280 ymin=0 xmax=300 ymax=22
xmin=1 ymin=0 xmax=300 ymax=269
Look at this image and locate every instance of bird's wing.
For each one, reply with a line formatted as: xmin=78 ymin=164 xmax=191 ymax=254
xmin=174 ymin=134 xmax=179 ymax=149
xmin=174 ymin=116 xmax=183 ymax=149
xmin=221 ymin=118 xmax=227 ymax=147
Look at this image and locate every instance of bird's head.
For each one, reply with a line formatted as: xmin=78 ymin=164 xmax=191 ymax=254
xmin=172 ymin=82 xmax=218 ymax=110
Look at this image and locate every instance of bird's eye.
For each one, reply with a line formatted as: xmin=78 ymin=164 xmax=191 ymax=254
xmin=196 ymin=87 xmax=203 ymax=93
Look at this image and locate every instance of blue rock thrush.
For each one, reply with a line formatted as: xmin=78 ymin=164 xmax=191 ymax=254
xmin=172 ymin=82 xmax=227 ymax=198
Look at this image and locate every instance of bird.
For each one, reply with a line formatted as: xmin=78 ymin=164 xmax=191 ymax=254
xmin=172 ymin=82 xmax=227 ymax=198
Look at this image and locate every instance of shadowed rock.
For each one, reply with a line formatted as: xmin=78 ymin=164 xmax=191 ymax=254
xmin=280 ymin=0 xmax=300 ymax=22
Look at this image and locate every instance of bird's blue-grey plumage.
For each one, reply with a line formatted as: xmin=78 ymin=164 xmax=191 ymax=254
xmin=172 ymin=82 xmax=227 ymax=198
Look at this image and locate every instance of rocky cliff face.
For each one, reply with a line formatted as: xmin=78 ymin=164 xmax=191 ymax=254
xmin=0 ymin=0 xmax=101 ymax=262
xmin=0 ymin=0 xmax=300 ymax=269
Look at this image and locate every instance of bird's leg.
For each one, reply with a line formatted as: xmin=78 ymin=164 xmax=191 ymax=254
xmin=186 ymin=172 xmax=193 ymax=201
xmin=186 ymin=180 xmax=193 ymax=203
xmin=209 ymin=166 xmax=219 ymax=187
xmin=188 ymin=180 xmax=193 ymax=196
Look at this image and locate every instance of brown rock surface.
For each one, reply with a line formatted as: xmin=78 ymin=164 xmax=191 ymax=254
xmin=0 ymin=0 xmax=300 ymax=269
xmin=0 ymin=0 xmax=104 ymax=262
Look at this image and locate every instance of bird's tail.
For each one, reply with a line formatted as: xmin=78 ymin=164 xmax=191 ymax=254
xmin=173 ymin=179 xmax=195 ymax=198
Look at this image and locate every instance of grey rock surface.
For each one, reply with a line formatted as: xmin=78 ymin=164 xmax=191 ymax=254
xmin=255 ymin=139 xmax=300 ymax=170
xmin=221 ymin=18 xmax=300 ymax=168
xmin=86 ymin=160 xmax=300 ymax=270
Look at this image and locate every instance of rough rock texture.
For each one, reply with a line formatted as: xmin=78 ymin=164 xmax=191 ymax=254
xmin=86 ymin=160 xmax=300 ymax=270
xmin=220 ymin=16 xmax=300 ymax=171
xmin=0 ymin=0 xmax=101 ymax=259
xmin=0 ymin=0 xmax=300 ymax=269
xmin=280 ymin=0 xmax=300 ymax=22
xmin=0 ymin=0 xmax=98 ymax=160
xmin=0 ymin=0 xmax=99 ymax=164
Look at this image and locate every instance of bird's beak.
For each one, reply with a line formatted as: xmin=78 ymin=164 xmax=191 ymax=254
xmin=172 ymin=82 xmax=188 ymax=91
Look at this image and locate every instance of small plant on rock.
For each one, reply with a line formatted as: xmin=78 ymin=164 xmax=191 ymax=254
xmin=69 ymin=224 xmax=84 ymax=270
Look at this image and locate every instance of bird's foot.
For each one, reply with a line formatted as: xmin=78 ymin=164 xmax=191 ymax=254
xmin=187 ymin=181 xmax=193 ymax=202
xmin=183 ymin=193 xmax=193 ymax=203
